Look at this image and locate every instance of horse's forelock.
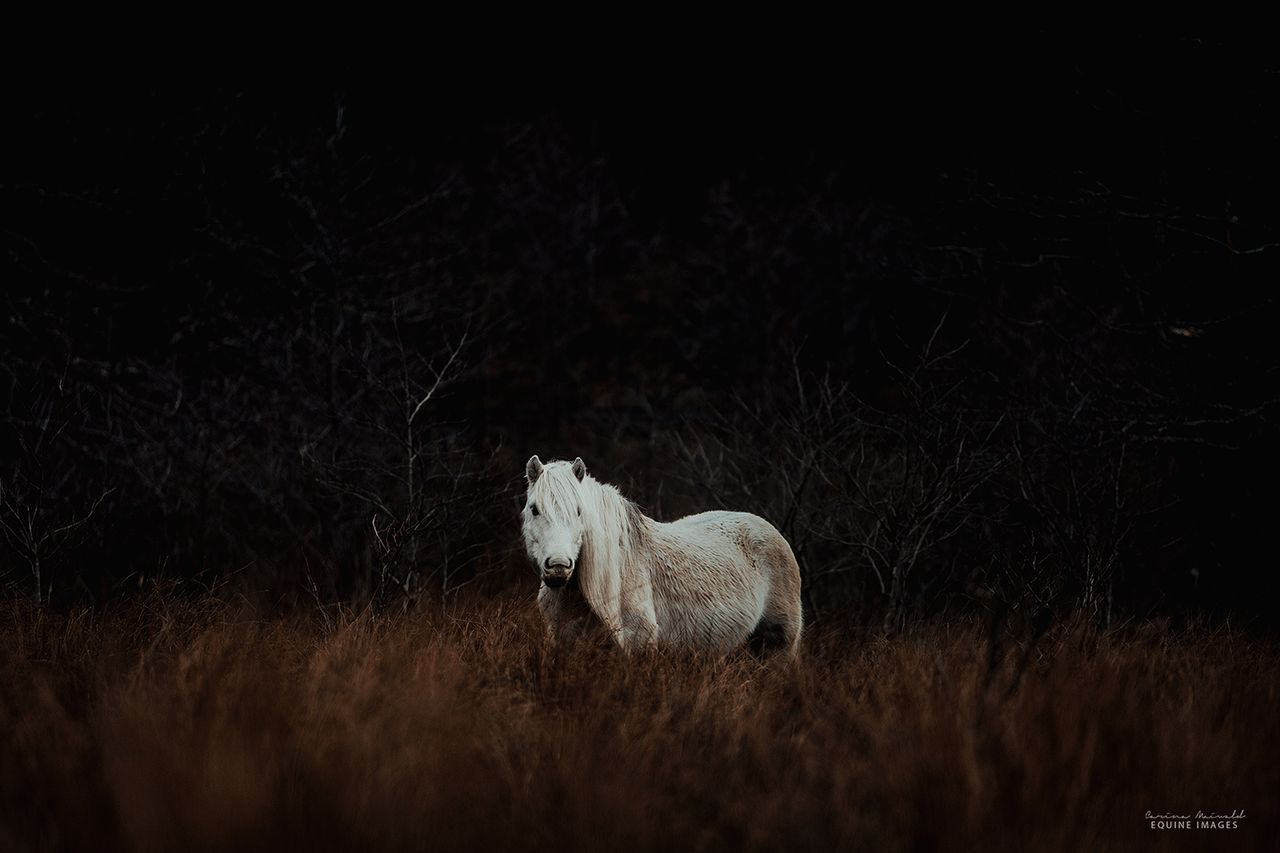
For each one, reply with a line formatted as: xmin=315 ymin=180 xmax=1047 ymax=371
xmin=528 ymin=462 xmax=586 ymax=521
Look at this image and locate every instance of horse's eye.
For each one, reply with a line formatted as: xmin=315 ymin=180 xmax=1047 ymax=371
xmin=577 ymin=506 xmax=581 ymax=516
xmin=530 ymin=504 xmax=539 ymax=516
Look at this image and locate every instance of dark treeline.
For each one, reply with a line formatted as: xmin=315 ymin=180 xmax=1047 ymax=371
xmin=2 ymin=40 xmax=1278 ymax=626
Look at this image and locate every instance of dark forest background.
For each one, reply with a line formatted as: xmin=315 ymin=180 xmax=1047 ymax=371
xmin=2 ymin=37 xmax=1278 ymax=628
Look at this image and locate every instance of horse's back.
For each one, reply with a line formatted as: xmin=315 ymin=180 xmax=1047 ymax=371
xmin=666 ymin=510 xmax=793 ymax=559
xmin=667 ymin=509 xmax=776 ymax=536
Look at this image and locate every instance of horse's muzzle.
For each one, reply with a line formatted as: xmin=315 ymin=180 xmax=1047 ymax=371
xmin=543 ymin=557 xmax=574 ymax=589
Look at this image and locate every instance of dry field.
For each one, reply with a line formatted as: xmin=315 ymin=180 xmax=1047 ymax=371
xmin=2 ymin=590 xmax=1276 ymax=852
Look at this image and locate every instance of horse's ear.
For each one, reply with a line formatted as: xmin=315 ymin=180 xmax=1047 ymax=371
xmin=571 ymin=457 xmax=586 ymax=482
xmin=526 ymin=455 xmax=544 ymax=485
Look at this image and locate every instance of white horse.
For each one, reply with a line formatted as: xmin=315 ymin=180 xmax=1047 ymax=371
xmin=521 ymin=455 xmax=803 ymax=656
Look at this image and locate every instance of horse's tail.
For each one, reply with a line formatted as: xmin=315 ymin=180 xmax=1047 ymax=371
xmin=753 ymin=528 xmax=804 ymax=657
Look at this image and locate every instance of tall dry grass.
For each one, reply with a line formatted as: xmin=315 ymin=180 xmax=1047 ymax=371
xmin=1 ymin=589 xmax=1276 ymax=852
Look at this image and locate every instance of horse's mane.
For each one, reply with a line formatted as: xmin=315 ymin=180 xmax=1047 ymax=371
xmin=579 ymin=475 xmax=650 ymax=626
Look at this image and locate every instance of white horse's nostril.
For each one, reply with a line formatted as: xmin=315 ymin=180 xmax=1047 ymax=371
xmin=544 ymin=556 xmax=573 ymax=571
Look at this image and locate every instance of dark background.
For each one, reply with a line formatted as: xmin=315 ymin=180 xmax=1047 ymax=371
xmin=2 ymin=35 xmax=1277 ymax=626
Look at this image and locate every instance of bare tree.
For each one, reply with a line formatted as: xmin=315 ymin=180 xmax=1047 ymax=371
xmin=0 ymin=389 xmax=112 ymax=603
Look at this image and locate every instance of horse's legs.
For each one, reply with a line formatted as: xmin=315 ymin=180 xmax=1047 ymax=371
xmin=538 ymin=580 xmax=598 ymax=644
xmin=618 ymin=573 xmax=659 ymax=654
xmin=618 ymin=604 xmax=659 ymax=653
xmin=746 ymin=618 xmax=801 ymax=658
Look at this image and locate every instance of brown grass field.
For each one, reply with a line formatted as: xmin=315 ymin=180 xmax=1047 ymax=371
xmin=1 ymin=589 xmax=1276 ymax=852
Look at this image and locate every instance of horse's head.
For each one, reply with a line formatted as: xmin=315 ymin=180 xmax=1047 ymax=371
xmin=522 ymin=455 xmax=588 ymax=588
